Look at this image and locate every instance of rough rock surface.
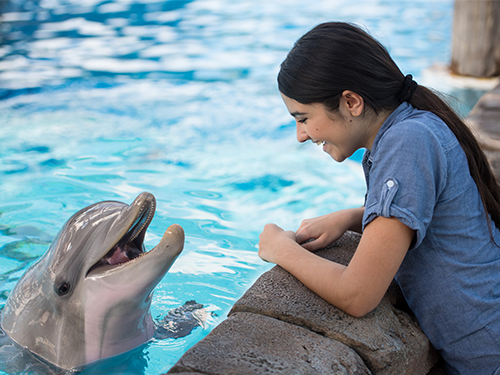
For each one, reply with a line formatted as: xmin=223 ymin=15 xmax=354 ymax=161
xmin=169 ymin=312 xmax=371 ymax=374
xmin=167 ymin=232 xmax=441 ymax=375
xmin=229 ymin=231 xmax=439 ymax=375
xmin=466 ymin=82 xmax=500 ymax=180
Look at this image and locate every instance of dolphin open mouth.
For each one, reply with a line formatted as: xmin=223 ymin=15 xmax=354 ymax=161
xmin=86 ymin=197 xmax=155 ymax=277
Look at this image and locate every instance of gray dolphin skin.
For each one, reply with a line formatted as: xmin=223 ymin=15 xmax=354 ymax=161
xmin=0 ymin=192 xmax=185 ymax=370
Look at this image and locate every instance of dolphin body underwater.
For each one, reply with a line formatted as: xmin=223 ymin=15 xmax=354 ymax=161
xmin=0 ymin=192 xmax=204 ymax=373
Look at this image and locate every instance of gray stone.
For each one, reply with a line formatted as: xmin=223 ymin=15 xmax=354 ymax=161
xmin=229 ymin=231 xmax=440 ymax=375
xmin=167 ymin=312 xmax=371 ymax=375
xmin=468 ymin=82 xmax=500 ymax=139
xmin=466 ymin=82 xmax=500 ymax=180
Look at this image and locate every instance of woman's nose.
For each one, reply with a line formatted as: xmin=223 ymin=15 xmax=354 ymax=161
xmin=296 ymin=122 xmax=309 ymax=143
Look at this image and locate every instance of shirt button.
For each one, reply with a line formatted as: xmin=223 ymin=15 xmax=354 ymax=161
xmin=387 ymin=180 xmax=394 ymax=188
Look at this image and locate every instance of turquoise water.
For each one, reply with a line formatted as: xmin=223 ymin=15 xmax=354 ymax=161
xmin=0 ymin=0 xmax=456 ymax=373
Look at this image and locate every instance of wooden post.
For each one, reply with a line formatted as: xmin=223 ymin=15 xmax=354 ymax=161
xmin=451 ymin=0 xmax=500 ymax=78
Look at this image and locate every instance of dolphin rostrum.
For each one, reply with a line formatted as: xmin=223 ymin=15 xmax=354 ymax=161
xmin=0 ymin=192 xmax=185 ymax=370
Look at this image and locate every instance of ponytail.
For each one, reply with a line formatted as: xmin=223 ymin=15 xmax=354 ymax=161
xmin=409 ymin=84 xmax=500 ymax=232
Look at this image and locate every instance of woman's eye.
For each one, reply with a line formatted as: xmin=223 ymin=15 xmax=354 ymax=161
xmin=298 ymin=118 xmax=307 ymax=124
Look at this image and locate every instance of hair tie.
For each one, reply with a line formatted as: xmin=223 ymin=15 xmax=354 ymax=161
xmin=398 ymin=74 xmax=418 ymax=103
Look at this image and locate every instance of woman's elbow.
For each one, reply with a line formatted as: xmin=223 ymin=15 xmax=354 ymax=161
xmin=345 ymin=305 xmax=375 ymax=318
xmin=341 ymin=296 xmax=380 ymax=318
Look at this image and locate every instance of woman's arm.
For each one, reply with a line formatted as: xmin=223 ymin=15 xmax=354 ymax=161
xmin=258 ymin=216 xmax=414 ymax=317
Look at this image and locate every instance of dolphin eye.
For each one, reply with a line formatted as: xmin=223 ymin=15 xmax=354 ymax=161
xmin=56 ymin=282 xmax=70 ymax=296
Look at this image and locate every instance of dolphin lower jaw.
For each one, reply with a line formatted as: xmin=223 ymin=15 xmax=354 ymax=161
xmin=76 ymin=224 xmax=184 ymax=367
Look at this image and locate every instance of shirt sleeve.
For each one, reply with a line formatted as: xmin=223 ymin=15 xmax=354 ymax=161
xmin=362 ymin=120 xmax=448 ymax=250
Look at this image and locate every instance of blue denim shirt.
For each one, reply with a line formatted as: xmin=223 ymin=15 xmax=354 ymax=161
xmin=362 ymin=102 xmax=500 ymax=375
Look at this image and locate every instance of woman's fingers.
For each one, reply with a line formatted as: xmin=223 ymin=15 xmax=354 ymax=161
xmin=300 ymin=236 xmax=327 ymax=251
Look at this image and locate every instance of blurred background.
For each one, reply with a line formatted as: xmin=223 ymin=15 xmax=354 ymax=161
xmin=0 ymin=0 xmax=490 ymax=373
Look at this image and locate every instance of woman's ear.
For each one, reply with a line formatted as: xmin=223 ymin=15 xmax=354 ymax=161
xmin=341 ymin=90 xmax=364 ymax=116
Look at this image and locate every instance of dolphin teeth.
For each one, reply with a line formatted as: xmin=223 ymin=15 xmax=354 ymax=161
xmin=129 ymin=199 xmax=156 ymax=243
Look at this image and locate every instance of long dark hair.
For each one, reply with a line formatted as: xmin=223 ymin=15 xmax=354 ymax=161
xmin=278 ymin=22 xmax=500 ymax=231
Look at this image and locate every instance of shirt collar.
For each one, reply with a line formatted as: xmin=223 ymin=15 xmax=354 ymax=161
xmin=369 ymin=102 xmax=414 ymax=159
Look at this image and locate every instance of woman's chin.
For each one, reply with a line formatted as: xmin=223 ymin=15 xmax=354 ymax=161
xmin=324 ymin=147 xmax=346 ymax=163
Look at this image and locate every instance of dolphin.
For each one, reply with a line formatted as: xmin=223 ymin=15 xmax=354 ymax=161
xmin=0 ymin=192 xmax=186 ymax=371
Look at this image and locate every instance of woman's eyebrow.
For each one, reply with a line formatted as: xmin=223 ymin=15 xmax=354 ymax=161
xmin=290 ymin=111 xmax=307 ymax=117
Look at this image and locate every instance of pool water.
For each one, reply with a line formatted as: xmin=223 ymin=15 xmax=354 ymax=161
xmin=0 ymin=0 xmax=458 ymax=373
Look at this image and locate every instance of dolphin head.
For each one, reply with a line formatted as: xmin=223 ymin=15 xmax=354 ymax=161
xmin=1 ymin=192 xmax=184 ymax=370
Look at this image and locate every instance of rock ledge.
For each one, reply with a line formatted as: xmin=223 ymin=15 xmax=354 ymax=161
xmin=167 ymin=232 xmax=442 ymax=375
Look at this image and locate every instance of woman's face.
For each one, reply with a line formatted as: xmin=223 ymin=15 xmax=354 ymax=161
xmin=280 ymin=93 xmax=371 ymax=162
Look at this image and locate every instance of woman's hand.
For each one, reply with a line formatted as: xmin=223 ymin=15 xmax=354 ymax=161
xmin=258 ymin=223 xmax=297 ymax=265
xmin=296 ymin=208 xmax=364 ymax=251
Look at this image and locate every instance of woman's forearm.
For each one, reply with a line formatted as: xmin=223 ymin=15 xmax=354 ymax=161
xmin=260 ymin=216 xmax=413 ymax=318
xmin=272 ymin=239 xmax=354 ymax=310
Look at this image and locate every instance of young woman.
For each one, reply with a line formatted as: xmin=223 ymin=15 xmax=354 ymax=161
xmin=258 ymin=22 xmax=500 ymax=375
